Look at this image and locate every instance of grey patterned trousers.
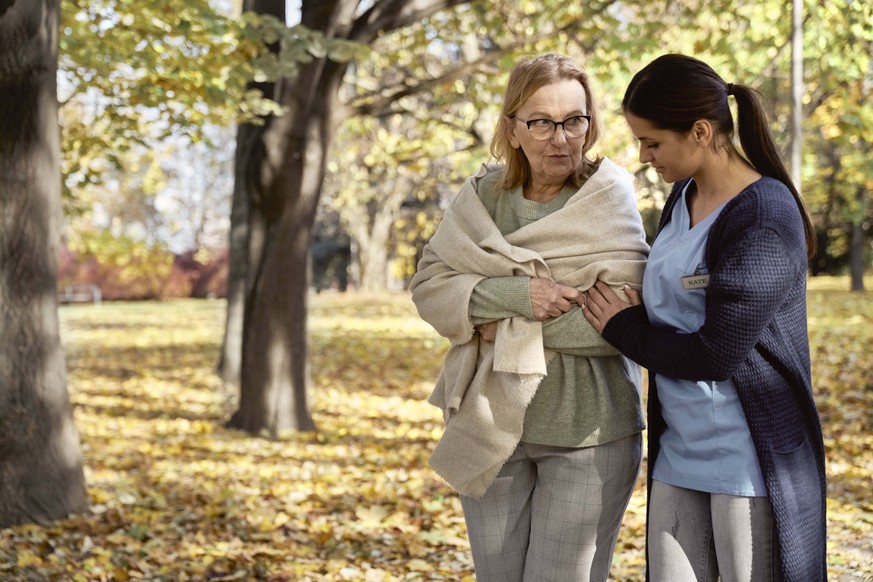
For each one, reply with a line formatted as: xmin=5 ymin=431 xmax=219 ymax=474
xmin=460 ymin=433 xmax=642 ymax=582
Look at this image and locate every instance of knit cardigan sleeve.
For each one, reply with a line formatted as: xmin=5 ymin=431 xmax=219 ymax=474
xmin=602 ymin=178 xmax=808 ymax=381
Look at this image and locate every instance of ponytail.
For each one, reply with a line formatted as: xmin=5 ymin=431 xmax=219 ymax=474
xmin=624 ymin=54 xmax=817 ymax=260
xmin=731 ymin=85 xmax=817 ymax=259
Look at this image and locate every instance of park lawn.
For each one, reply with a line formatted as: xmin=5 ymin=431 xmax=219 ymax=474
xmin=0 ymin=277 xmax=870 ymax=580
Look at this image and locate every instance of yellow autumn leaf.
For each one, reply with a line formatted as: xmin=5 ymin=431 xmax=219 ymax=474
xmin=407 ymin=559 xmax=430 ymax=571
xmin=16 ymin=550 xmax=43 ymax=567
xmin=355 ymin=505 xmax=388 ymax=528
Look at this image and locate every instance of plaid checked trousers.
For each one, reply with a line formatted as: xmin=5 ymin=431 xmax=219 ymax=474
xmin=460 ymin=433 xmax=642 ymax=582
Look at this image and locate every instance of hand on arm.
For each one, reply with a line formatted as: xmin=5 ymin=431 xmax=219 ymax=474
xmin=474 ymin=277 xmax=580 ymax=343
xmin=529 ymin=277 xmax=581 ymax=321
xmin=476 ymin=320 xmax=498 ymax=342
xmin=594 ymin=228 xmax=804 ymax=380
xmin=540 ymin=306 xmax=621 ymax=356
xmin=580 ymin=280 xmax=642 ymax=333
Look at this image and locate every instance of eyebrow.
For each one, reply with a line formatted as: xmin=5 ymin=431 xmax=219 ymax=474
xmin=524 ymin=110 xmax=586 ymax=119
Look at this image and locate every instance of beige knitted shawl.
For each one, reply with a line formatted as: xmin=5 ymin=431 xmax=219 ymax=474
xmin=410 ymin=158 xmax=649 ymax=498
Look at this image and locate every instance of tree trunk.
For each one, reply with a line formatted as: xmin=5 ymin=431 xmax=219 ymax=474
xmin=226 ymin=0 xmax=364 ymax=436
xmin=359 ymin=231 xmax=390 ymax=292
xmin=218 ymin=0 xmax=280 ymax=386
xmin=352 ymin=178 xmax=409 ymax=293
xmin=227 ymin=54 xmax=348 ymax=437
xmin=225 ymin=0 xmax=469 ymax=435
xmin=789 ymin=0 xmax=802 ymax=190
xmin=850 ymin=186 xmax=866 ymax=292
xmin=0 ymin=0 xmax=87 ymax=527
xmin=218 ymin=122 xmax=264 ymax=385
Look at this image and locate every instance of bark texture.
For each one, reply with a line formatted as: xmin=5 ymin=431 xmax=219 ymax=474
xmin=0 ymin=0 xmax=87 ymax=527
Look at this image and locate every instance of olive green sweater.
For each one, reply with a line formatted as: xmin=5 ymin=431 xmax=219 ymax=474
xmin=470 ymin=176 xmax=645 ymax=447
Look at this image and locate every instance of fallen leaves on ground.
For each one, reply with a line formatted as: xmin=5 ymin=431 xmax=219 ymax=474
xmin=0 ymin=277 xmax=870 ymax=580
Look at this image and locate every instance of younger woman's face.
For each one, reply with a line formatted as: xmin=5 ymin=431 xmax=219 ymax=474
xmin=624 ymin=112 xmax=701 ymax=183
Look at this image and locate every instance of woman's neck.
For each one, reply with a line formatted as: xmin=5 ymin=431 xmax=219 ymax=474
xmin=689 ymin=155 xmax=761 ymax=226
xmin=524 ymin=181 xmax=565 ymax=203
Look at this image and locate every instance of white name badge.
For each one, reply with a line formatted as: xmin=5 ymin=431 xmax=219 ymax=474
xmin=681 ymin=274 xmax=710 ymax=290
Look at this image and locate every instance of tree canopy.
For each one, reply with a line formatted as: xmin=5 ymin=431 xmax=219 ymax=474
xmin=57 ymin=0 xmax=871 ymax=288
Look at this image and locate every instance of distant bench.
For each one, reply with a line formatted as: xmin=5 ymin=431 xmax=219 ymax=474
xmin=58 ymin=284 xmax=102 ymax=305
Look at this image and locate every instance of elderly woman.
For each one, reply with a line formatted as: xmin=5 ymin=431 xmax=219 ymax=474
xmin=410 ymin=54 xmax=650 ymax=581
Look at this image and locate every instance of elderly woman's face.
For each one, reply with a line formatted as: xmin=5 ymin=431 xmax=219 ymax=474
xmin=508 ymin=79 xmax=589 ymax=190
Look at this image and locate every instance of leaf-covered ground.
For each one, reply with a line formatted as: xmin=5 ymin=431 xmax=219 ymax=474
xmin=1 ymin=277 xmax=871 ymax=581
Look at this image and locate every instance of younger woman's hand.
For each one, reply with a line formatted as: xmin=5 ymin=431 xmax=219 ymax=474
xmin=581 ymin=281 xmax=641 ymax=333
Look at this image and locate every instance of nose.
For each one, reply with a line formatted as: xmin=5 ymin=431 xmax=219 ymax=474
xmin=550 ymin=126 xmax=568 ymax=145
xmin=638 ymin=145 xmax=651 ymax=164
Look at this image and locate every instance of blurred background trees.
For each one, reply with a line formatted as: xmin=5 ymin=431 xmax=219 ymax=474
xmin=55 ymin=0 xmax=871 ymax=300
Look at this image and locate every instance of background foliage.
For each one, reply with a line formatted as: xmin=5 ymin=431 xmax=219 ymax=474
xmin=55 ymin=0 xmax=871 ymax=297
xmin=1 ymin=279 xmax=870 ymax=580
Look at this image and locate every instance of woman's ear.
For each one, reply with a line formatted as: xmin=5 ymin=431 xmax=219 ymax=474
xmin=506 ymin=116 xmax=520 ymax=149
xmin=693 ymin=119 xmax=714 ymax=147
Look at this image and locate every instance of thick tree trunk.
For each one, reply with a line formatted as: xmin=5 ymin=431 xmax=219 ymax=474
xmin=227 ymin=131 xmax=322 ymax=434
xmin=0 ymin=0 xmax=87 ymax=527
xmin=349 ymin=211 xmax=389 ymax=293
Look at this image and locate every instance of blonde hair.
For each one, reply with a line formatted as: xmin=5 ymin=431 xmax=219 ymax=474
xmin=490 ymin=54 xmax=602 ymax=190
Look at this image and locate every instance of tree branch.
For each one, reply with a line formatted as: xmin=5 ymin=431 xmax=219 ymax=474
xmin=348 ymin=0 xmax=469 ymax=44
xmin=347 ymin=17 xmax=586 ymax=118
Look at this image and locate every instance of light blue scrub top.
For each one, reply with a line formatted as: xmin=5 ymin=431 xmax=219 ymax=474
xmin=643 ymin=183 xmax=767 ymax=497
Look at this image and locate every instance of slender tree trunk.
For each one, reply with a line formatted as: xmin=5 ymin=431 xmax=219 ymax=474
xmin=218 ymin=0 xmax=280 ymax=386
xmin=850 ymin=186 xmax=866 ymax=292
xmin=0 ymin=0 xmax=87 ymax=527
xmin=217 ymin=128 xmax=249 ymax=385
xmin=789 ymin=0 xmax=803 ymax=190
xmin=218 ymin=122 xmax=265 ymax=385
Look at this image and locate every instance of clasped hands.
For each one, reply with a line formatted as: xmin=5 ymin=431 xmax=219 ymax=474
xmin=476 ymin=277 xmax=641 ymax=342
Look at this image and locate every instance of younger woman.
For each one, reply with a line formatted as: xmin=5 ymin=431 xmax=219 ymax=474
xmin=581 ymin=54 xmax=826 ymax=581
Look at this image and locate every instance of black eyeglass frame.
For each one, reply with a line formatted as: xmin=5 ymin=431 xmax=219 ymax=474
xmin=513 ymin=114 xmax=591 ymax=140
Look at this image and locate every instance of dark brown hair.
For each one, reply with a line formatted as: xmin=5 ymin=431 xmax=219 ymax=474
xmin=623 ymin=54 xmax=816 ymax=258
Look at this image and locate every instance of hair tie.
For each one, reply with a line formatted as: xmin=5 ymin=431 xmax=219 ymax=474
xmin=727 ymin=83 xmax=735 ymax=96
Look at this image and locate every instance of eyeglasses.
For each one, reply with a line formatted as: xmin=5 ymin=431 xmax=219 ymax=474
xmin=513 ymin=114 xmax=591 ymax=141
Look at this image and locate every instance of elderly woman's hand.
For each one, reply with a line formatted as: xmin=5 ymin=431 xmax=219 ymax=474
xmin=529 ymin=277 xmax=581 ymax=321
xmin=581 ymin=280 xmax=641 ymax=333
xmin=476 ymin=321 xmax=498 ymax=342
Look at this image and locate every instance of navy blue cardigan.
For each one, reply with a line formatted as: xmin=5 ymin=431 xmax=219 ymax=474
xmin=603 ymin=177 xmax=827 ymax=581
